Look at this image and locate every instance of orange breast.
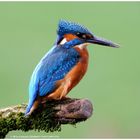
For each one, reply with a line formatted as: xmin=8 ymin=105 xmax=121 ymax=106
xmin=64 ymin=45 xmax=89 ymax=92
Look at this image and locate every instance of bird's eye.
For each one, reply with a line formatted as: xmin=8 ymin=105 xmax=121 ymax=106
xmin=82 ymin=34 xmax=86 ymax=39
xmin=76 ymin=32 xmax=93 ymax=40
xmin=76 ymin=32 xmax=85 ymax=39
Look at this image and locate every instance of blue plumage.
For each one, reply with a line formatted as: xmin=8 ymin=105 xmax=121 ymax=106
xmin=25 ymin=44 xmax=80 ymax=115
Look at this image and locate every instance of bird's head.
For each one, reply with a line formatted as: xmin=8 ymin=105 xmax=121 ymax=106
xmin=55 ymin=20 xmax=119 ymax=48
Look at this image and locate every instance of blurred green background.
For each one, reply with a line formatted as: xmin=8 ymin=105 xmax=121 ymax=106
xmin=0 ymin=2 xmax=140 ymax=138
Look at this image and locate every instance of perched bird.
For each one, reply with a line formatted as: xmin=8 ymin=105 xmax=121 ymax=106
xmin=25 ymin=20 xmax=119 ymax=115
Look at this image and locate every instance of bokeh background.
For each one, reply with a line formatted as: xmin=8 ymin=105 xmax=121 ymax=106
xmin=0 ymin=2 xmax=140 ymax=138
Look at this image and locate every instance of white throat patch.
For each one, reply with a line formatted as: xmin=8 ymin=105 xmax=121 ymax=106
xmin=77 ymin=43 xmax=90 ymax=49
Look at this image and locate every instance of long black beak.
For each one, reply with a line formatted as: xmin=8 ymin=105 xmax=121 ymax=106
xmin=87 ymin=36 xmax=119 ymax=48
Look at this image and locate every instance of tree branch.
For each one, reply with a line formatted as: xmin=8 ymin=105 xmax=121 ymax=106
xmin=0 ymin=98 xmax=93 ymax=138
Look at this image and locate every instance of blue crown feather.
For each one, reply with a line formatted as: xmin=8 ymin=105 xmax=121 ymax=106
xmin=57 ymin=19 xmax=92 ymax=36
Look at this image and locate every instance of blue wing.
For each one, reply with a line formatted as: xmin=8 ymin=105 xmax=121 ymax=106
xmin=25 ymin=45 xmax=80 ymax=115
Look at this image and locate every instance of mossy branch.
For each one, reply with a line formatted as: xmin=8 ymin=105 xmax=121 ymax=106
xmin=0 ymin=98 xmax=93 ymax=138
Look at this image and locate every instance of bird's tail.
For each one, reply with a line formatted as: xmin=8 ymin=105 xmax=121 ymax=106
xmin=25 ymin=99 xmax=34 ymax=116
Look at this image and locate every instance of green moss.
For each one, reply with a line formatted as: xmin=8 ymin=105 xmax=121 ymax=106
xmin=0 ymin=102 xmax=62 ymax=138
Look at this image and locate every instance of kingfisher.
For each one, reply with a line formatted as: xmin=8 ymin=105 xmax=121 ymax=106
xmin=25 ymin=20 xmax=119 ymax=115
